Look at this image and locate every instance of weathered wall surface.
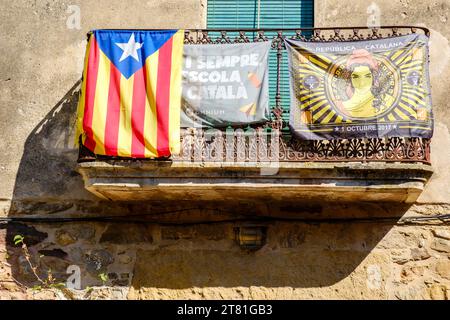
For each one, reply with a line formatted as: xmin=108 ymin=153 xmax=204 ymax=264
xmin=0 ymin=0 xmax=449 ymax=300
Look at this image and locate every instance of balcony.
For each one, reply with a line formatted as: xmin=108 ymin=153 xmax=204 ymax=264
xmin=77 ymin=26 xmax=433 ymax=203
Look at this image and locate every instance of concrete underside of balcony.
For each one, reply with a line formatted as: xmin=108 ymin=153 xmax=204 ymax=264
xmin=76 ymin=161 xmax=433 ymax=203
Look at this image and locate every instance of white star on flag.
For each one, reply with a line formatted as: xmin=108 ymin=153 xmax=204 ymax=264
xmin=115 ymin=33 xmax=143 ymax=62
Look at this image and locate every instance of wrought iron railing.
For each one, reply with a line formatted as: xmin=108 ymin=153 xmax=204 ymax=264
xmin=79 ymin=26 xmax=431 ymax=164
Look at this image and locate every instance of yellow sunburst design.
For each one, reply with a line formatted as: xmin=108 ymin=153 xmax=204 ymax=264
xmin=287 ymin=36 xmax=433 ymax=136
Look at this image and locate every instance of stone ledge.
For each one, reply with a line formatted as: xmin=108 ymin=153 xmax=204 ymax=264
xmin=77 ymin=161 xmax=433 ymax=203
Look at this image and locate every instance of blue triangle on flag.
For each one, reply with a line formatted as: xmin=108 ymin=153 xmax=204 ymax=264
xmin=94 ymin=29 xmax=177 ymax=79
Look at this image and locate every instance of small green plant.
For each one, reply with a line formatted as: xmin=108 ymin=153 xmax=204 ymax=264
xmin=32 ymin=285 xmax=42 ymax=291
xmin=14 ymin=234 xmax=71 ymax=298
xmin=98 ymin=273 xmax=109 ymax=285
xmin=13 ymin=235 xmax=24 ymax=245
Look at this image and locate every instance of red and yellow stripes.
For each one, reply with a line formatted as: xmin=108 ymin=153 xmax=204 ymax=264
xmin=76 ymin=30 xmax=184 ymax=158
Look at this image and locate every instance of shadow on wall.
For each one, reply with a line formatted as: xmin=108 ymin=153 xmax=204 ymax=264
xmin=3 ymin=82 xmax=412 ymax=293
xmin=8 ymin=80 xmax=91 ymax=210
xmin=4 ymin=80 xmax=88 ymax=287
xmin=128 ymin=220 xmax=403 ymax=292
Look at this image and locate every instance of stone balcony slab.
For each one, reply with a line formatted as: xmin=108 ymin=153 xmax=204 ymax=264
xmin=77 ymin=161 xmax=433 ymax=203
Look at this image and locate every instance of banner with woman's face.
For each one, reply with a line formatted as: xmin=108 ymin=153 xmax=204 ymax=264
xmin=285 ymin=34 xmax=433 ymax=140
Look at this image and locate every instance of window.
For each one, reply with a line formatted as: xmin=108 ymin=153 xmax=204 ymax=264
xmin=207 ymin=0 xmax=314 ymax=122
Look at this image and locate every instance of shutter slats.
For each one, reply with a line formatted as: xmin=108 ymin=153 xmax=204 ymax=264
xmin=207 ymin=0 xmax=314 ymax=120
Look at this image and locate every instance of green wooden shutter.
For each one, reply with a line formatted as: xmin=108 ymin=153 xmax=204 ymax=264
xmin=207 ymin=0 xmax=314 ymax=123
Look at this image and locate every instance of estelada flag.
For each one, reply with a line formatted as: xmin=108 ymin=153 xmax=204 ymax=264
xmin=76 ymin=29 xmax=184 ymax=158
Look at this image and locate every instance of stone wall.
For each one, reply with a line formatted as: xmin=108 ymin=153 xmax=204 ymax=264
xmin=0 ymin=0 xmax=449 ymax=300
xmin=1 ymin=218 xmax=450 ymax=299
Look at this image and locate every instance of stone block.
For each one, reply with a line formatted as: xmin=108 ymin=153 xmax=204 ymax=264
xmin=38 ymin=249 xmax=67 ymax=259
xmin=429 ymin=284 xmax=447 ymax=300
xmin=55 ymin=230 xmax=77 ymax=246
xmin=99 ymin=224 xmax=152 ymax=244
xmin=118 ymin=254 xmax=132 ymax=265
xmin=3 ymin=223 xmax=47 ymax=247
xmin=435 ymin=260 xmax=450 ymax=280
xmin=432 ymin=229 xmax=450 ymax=240
xmin=431 ymin=239 xmax=450 ymax=253
xmin=161 ymin=226 xmax=195 ymax=240
xmin=410 ymin=248 xmax=431 ymax=261
xmin=85 ymin=250 xmax=114 ymax=274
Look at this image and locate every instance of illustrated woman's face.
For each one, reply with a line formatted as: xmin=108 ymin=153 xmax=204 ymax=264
xmin=351 ymin=65 xmax=373 ymax=90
